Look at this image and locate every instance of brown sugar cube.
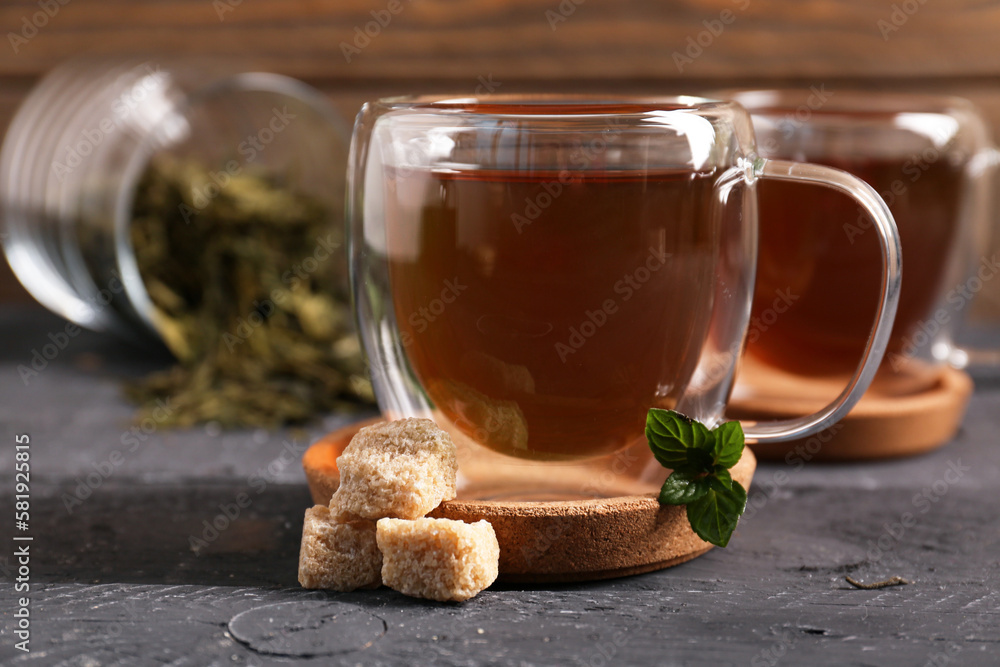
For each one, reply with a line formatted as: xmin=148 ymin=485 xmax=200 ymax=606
xmin=330 ymin=418 xmax=457 ymax=520
xmin=298 ymin=505 xmax=381 ymax=591
xmin=376 ymin=517 xmax=500 ymax=602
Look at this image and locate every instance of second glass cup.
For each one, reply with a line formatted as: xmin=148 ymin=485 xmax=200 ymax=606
xmin=348 ymin=95 xmax=902 ymax=499
xmin=724 ymin=90 xmax=992 ymax=396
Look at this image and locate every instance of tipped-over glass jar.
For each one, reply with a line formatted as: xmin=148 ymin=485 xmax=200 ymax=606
xmin=1 ymin=58 xmax=350 ymax=343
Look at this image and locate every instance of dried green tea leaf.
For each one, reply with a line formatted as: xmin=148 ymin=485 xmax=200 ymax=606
xmin=125 ymin=158 xmax=373 ymax=430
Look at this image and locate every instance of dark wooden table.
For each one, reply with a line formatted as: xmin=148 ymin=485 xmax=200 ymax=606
xmin=1 ymin=305 xmax=998 ymax=666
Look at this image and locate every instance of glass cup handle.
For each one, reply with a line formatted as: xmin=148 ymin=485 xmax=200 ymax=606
xmin=740 ymin=157 xmax=903 ymax=443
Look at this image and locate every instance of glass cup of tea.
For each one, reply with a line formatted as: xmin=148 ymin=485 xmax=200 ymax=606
xmin=347 ymin=95 xmax=901 ymax=499
xmin=720 ymin=90 xmax=993 ymax=398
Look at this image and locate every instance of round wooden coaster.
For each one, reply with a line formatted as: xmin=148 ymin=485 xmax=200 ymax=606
xmin=728 ymin=356 xmax=973 ymax=461
xmin=302 ymin=421 xmax=757 ymax=582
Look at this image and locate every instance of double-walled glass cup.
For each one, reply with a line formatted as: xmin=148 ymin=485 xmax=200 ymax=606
xmin=348 ymin=95 xmax=902 ymax=499
xmin=722 ymin=90 xmax=993 ymax=396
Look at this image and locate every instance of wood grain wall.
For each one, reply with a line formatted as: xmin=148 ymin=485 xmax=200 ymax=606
xmin=2 ymin=0 xmax=1000 ymax=312
xmin=2 ymin=0 xmax=1000 ymax=80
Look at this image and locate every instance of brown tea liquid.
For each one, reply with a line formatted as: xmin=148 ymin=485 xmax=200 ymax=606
xmin=749 ymin=156 xmax=965 ymax=381
xmin=385 ymin=168 xmax=719 ymax=460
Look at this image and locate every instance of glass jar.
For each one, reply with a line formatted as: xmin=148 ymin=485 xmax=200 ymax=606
xmin=1 ymin=58 xmax=349 ymax=342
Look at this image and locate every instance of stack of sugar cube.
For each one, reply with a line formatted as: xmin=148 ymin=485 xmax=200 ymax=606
xmin=298 ymin=418 xmax=500 ymax=602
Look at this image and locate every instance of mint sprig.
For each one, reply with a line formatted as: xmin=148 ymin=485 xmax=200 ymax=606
xmin=646 ymin=408 xmax=747 ymax=548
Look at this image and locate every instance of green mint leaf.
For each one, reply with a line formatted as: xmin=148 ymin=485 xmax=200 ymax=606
xmin=686 ymin=480 xmax=747 ymax=548
xmin=646 ymin=409 xmax=750 ymax=548
xmin=658 ymin=471 xmax=712 ymax=505
xmin=711 ymin=420 xmax=745 ymax=469
xmin=712 ymin=467 xmax=733 ymax=490
xmin=645 ymin=408 xmax=715 ymax=474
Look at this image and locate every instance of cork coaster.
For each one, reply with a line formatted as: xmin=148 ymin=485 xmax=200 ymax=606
xmin=728 ymin=356 xmax=973 ymax=461
xmin=302 ymin=420 xmax=757 ymax=582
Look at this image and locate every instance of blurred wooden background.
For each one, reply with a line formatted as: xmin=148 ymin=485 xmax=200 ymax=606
xmin=2 ymin=0 xmax=1000 ymax=308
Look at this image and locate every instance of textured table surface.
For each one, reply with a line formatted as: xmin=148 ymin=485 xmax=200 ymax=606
xmin=1 ymin=305 xmax=998 ymax=666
